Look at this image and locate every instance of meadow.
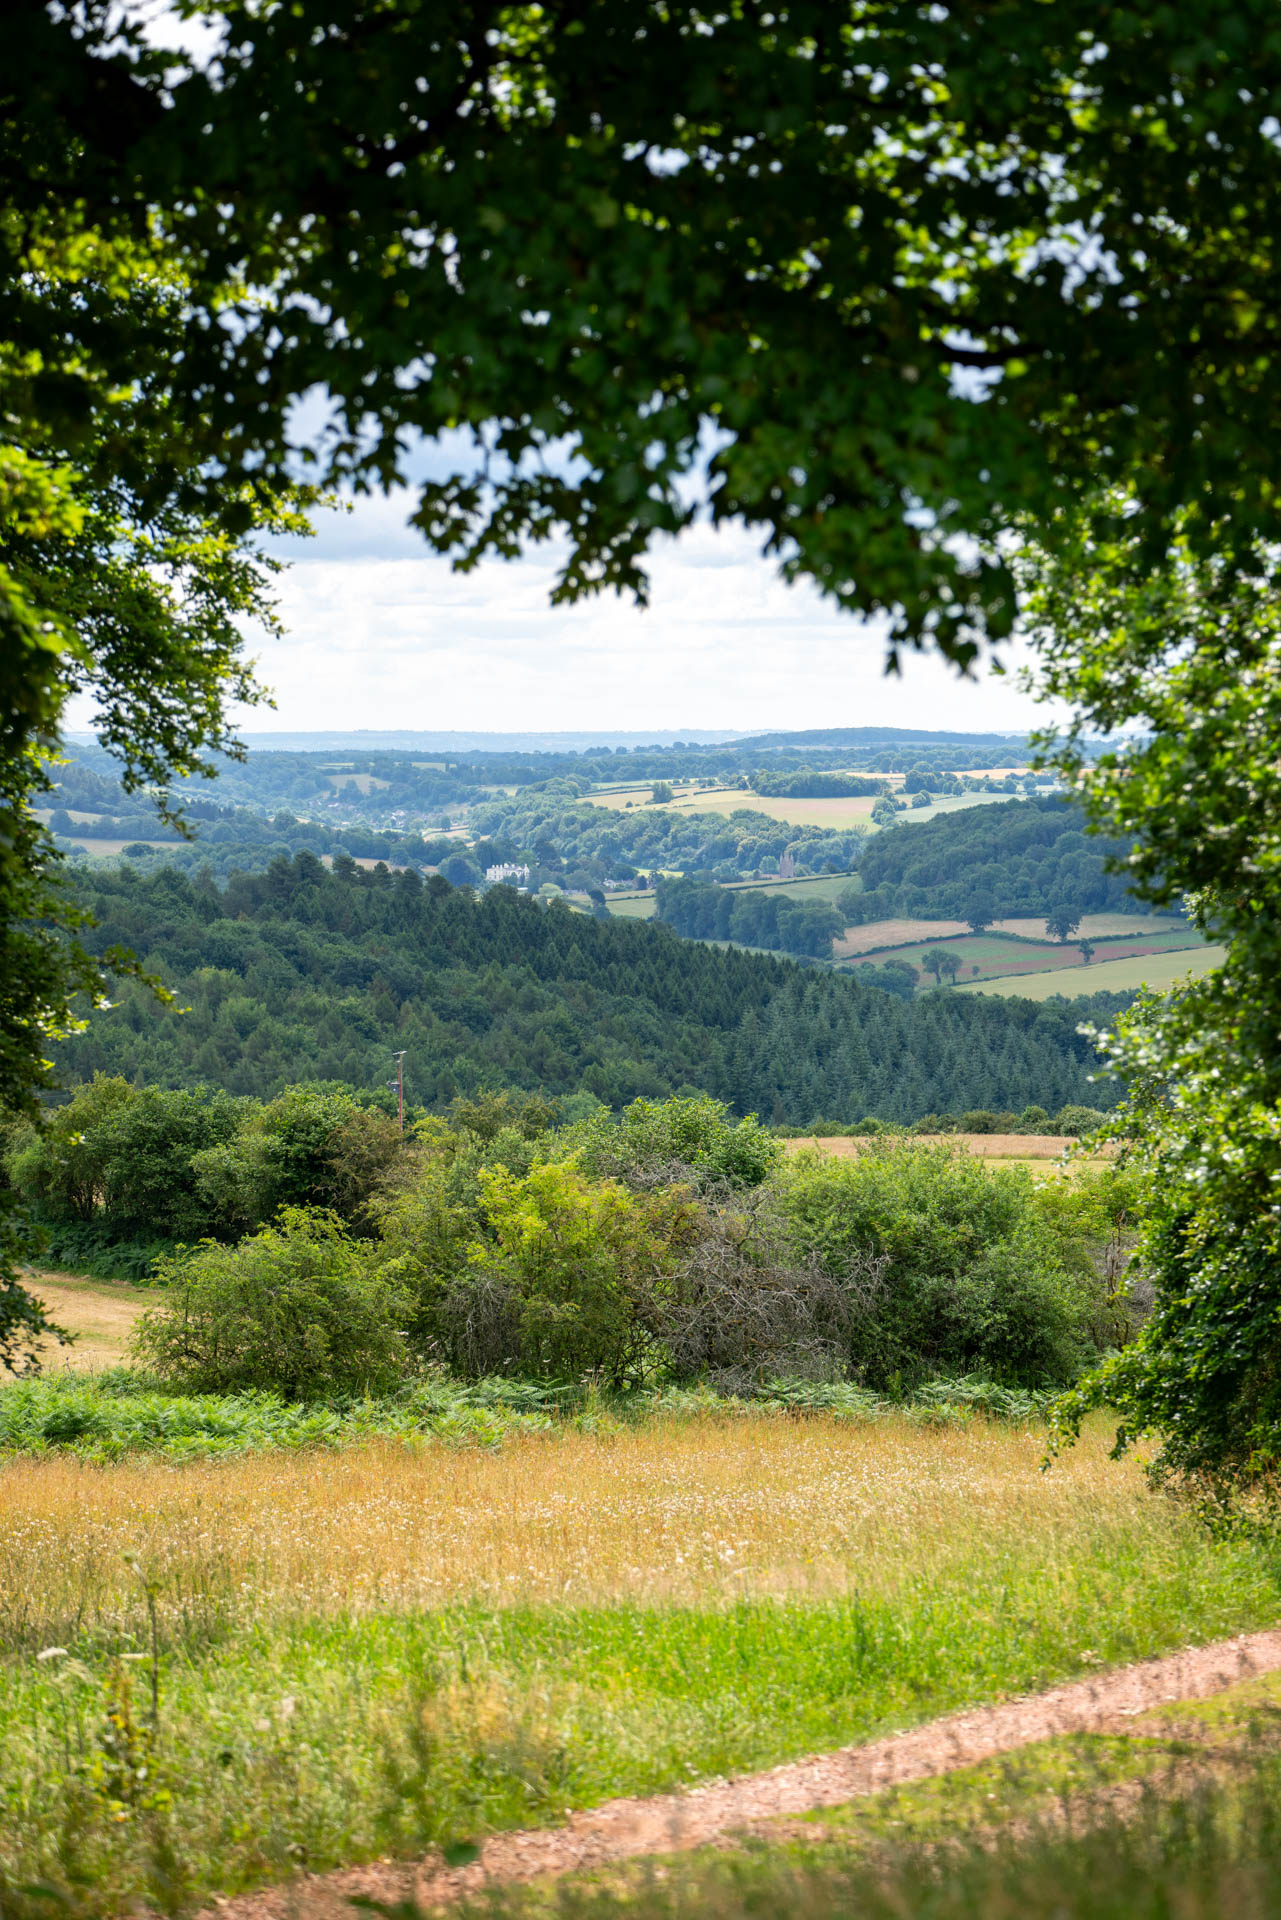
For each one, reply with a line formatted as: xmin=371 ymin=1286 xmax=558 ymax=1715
xmin=609 ymin=873 xmax=860 ymax=923
xmin=583 ymin=783 xmax=742 ymax=813
xmin=604 ymin=891 xmax=658 ymax=918
xmin=3 ymin=1406 xmax=1280 ymax=1912
xmin=25 ymin=1273 xmax=150 ymax=1371
xmin=1 ymin=1113 xmax=1262 ymax=1913
xmin=960 ymin=944 xmax=1228 ymax=1000
xmin=837 ymin=913 xmax=1192 ymax=957
xmin=447 ymin=1665 xmax=1281 ymax=1920
xmin=842 ymin=927 xmax=1209 ymax=986
xmin=584 ymin=788 xmax=1019 ymax=833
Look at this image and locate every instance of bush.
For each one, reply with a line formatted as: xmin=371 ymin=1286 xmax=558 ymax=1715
xmin=192 ymin=1083 xmax=406 ymax=1236
xmin=439 ymin=1161 xmax=695 ymax=1383
xmin=654 ymin=1188 xmax=857 ymax=1390
xmin=781 ymin=1143 xmax=1101 ymax=1387
xmin=133 ymin=1210 xmax=409 ymax=1397
xmin=6 ymin=1075 xmax=244 ymax=1243
xmin=1054 ymin=1103 xmax=1110 ymax=1137
xmin=565 ymin=1095 xmax=780 ymax=1192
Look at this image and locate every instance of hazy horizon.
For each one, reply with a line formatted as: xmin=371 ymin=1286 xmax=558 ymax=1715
xmin=65 ymin=492 xmax=1051 ymax=742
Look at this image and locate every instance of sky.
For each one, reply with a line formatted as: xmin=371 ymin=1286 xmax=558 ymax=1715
xmin=205 ymin=489 xmax=1049 ymax=739
xmin=95 ymin=1 xmax=1051 ymax=747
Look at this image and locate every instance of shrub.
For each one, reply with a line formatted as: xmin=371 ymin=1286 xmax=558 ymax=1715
xmin=781 ymin=1143 xmax=1101 ymax=1387
xmin=653 ymin=1188 xmax=861 ymax=1390
xmin=1054 ymin=1103 xmax=1110 ymax=1137
xmin=133 ymin=1210 xmax=409 ymax=1397
xmin=565 ymin=1095 xmax=780 ymax=1192
xmin=6 ymin=1075 xmax=244 ymax=1242
xmin=444 ymin=1161 xmax=695 ymax=1383
xmin=192 ymin=1083 xmax=406 ymax=1236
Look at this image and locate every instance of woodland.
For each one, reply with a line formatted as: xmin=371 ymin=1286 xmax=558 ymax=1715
xmin=5 ymin=6 xmax=1281 ymax=1913
xmin=50 ymin=857 xmax=1123 ymax=1124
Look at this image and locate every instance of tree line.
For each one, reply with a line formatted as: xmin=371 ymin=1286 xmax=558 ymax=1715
xmin=469 ymin=784 xmax=869 ymax=885
xmin=655 ymin=876 xmax=846 ymax=958
xmin=845 ymin=798 xmax=1149 ymax=928
xmin=50 ymin=856 xmax=1125 ymax=1127
xmin=51 ymin=1090 xmax=1135 ymax=1397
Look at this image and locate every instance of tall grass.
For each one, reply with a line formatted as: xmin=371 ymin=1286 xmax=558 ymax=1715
xmin=0 ymin=1414 xmax=1279 ymax=1911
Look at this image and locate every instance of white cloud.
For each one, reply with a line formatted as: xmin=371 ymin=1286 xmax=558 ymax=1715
xmin=224 ymin=498 xmax=1048 ymax=736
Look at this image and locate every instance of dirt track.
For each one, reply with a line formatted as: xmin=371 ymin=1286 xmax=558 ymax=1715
xmin=202 ymin=1628 xmax=1281 ymax=1918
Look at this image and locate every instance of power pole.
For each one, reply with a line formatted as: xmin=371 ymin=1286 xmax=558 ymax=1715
xmin=391 ymin=1050 xmax=406 ymax=1131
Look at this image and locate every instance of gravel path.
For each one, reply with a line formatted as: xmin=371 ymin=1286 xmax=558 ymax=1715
xmin=203 ymin=1628 xmax=1281 ymax=1918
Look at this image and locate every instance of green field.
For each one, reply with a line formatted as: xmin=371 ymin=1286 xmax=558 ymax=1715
xmin=896 ymin=792 xmax=1023 ymax=826
xmin=960 ymin=943 xmax=1228 ymax=999
xmin=841 ymin=927 xmax=1208 ymax=986
xmin=721 ymin=871 xmax=860 ymax=902
xmin=3 ymin=1401 xmax=1278 ymax=1912
xmin=606 ymin=892 xmax=659 ymax=918
xmin=609 ymin=872 xmax=860 ymax=924
xmin=586 ymin=783 xmax=742 ymax=812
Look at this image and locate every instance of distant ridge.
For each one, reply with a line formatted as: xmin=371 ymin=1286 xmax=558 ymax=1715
xmin=230 ymin=729 xmax=751 ymax=753
xmin=733 ymin=726 xmax=1028 ymax=752
xmin=63 ymin=724 xmax=1032 ymax=757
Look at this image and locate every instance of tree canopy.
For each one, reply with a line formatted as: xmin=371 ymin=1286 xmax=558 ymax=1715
xmin=11 ymin=2 xmax=1281 ymax=665
xmin=1026 ymin=513 xmax=1281 ymax=1493
xmin=7 ymin=2 xmax=1281 ymax=1465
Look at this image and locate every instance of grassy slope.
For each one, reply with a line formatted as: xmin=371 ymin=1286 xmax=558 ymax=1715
xmin=607 ymin=893 xmax=659 ymax=918
xmin=1 ymin=1414 xmax=1278 ymax=1907
xmin=960 ymin=944 xmax=1228 ymax=1000
xmin=840 ymin=929 xmax=1206 ymax=985
xmin=23 ymin=1273 xmax=151 ymax=1370
xmin=609 ymin=875 xmax=861 ymax=921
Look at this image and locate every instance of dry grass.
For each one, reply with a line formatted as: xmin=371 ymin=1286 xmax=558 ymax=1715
xmin=23 ymin=1272 xmax=151 ymax=1370
xmin=663 ymin=791 xmax=884 ymax=830
xmin=781 ymin=1135 xmax=1111 ymax=1161
xmin=835 ymin=919 xmax=971 ymax=955
xmin=0 ymin=1412 xmax=1150 ymax=1635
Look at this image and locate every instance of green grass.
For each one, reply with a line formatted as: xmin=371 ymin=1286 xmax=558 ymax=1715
xmin=605 ymin=892 xmax=658 ymax=918
xmin=2 ymin=1506 xmax=1277 ymax=1910
xmin=608 ymin=874 xmax=859 ymax=921
xmin=960 ymin=944 xmax=1228 ymax=999
xmin=719 ymin=872 xmax=860 ymax=903
xmin=844 ymin=929 xmax=1209 ymax=987
xmin=460 ymin=1715 xmax=1281 ymax=1920
xmin=895 ymin=792 xmax=1023 ymax=825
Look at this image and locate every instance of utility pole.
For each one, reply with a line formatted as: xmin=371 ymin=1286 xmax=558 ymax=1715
xmin=390 ymin=1050 xmax=406 ymax=1131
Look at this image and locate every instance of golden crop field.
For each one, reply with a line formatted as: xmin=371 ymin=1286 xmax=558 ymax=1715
xmin=663 ymin=791 xmax=882 ymax=829
xmin=781 ymin=1133 xmax=1105 ymax=1160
